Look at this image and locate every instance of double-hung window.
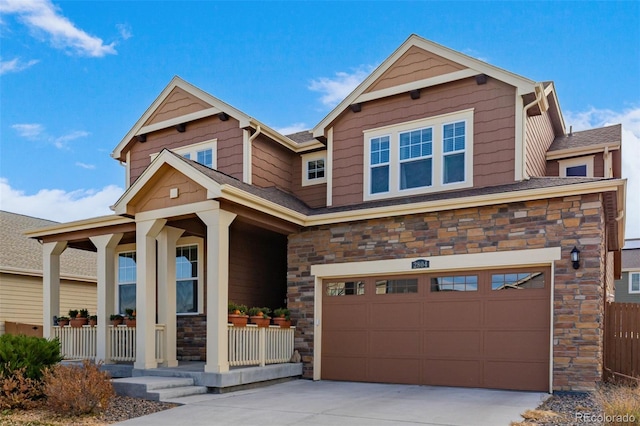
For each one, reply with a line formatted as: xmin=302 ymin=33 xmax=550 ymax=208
xmin=370 ymin=136 xmax=390 ymax=194
xmin=399 ymin=128 xmax=432 ymax=189
xmin=630 ymin=272 xmax=640 ymax=294
xmin=117 ymin=251 xmax=137 ymax=314
xmin=364 ymin=109 xmax=473 ymax=200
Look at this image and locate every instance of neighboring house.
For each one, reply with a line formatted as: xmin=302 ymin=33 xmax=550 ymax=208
xmin=615 ymin=239 xmax=640 ymax=303
xmin=0 ymin=211 xmax=97 ymax=335
xmin=27 ymin=35 xmax=626 ymax=393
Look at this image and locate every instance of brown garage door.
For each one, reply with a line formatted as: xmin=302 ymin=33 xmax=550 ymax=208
xmin=321 ymin=267 xmax=550 ymax=391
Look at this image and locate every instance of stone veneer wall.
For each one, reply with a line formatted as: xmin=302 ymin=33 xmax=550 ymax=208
xmin=177 ymin=315 xmax=206 ymax=361
xmin=287 ymin=193 xmax=608 ymax=391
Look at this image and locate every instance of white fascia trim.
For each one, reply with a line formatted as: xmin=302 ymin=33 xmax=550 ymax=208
xmin=312 ymin=34 xmax=536 ymax=138
xmin=249 ymin=119 xmax=325 ymax=153
xmin=113 ymin=150 xmax=222 ymax=215
xmin=326 ymin=127 xmax=333 ymax=207
xmin=546 ymin=143 xmax=621 ymax=160
xmin=135 ymin=200 xmax=220 ymax=222
xmin=220 ymin=185 xmax=306 ymax=225
xmin=24 ymin=215 xmax=133 ymax=239
xmin=544 ymin=82 xmax=566 ymax=134
xmin=515 ymin=91 xmax=525 ymax=181
xmin=311 ymin=247 xmax=561 ymax=278
xmin=0 ymin=266 xmax=97 ymax=283
xmin=243 ymin=129 xmax=252 ymax=184
xmin=137 ymin=108 xmax=221 ymax=136
xmin=355 ymin=69 xmax=478 ymax=104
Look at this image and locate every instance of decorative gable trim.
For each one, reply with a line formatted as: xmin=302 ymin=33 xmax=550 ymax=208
xmin=112 ymin=149 xmax=222 ymax=216
xmin=312 ymin=34 xmax=537 ymax=138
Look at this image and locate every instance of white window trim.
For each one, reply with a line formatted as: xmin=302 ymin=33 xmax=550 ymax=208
xmin=363 ymin=109 xmax=474 ymax=201
xmin=301 ymin=151 xmax=327 ymax=186
xmin=176 ymin=236 xmax=204 ymax=315
xmin=629 ymin=271 xmax=640 ymax=294
xmin=558 ymin=155 xmax=594 ymax=177
xmin=150 ymin=139 xmax=218 ymax=169
xmin=115 ymin=243 xmax=137 ymax=315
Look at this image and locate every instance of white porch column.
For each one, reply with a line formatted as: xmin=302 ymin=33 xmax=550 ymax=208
xmin=90 ymin=233 xmax=123 ymax=363
xmin=43 ymin=241 xmax=67 ymax=338
xmin=157 ymin=227 xmax=184 ymax=367
xmin=134 ymin=218 xmax=166 ymax=370
xmin=197 ymin=208 xmax=236 ymax=373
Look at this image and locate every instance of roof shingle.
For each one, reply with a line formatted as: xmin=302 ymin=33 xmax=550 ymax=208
xmin=548 ymin=124 xmax=621 ymax=152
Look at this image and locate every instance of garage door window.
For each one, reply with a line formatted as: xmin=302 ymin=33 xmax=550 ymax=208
xmin=430 ymin=275 xmax=478 ymax=292
xmin=326 ymin=281 xmax=365 ymax=296
xmin=491 ymin=272 xmax=544 ymax=290
xmin=375 ymin=279 xmax=418 ymax=294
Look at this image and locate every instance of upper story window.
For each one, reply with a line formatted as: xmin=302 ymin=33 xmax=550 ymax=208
xmin=558 ymin=155 xmax=594 ymax=177
xmin=150 ymin=138 xmax=217 ymax=169
xmin=364 ymin=109 xmax=474 ymax=201
xmin=301 ymin=151 xmax=327 ymax=186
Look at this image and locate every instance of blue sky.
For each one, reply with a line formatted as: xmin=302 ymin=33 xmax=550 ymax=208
xmin=1 ymin=1 xmax=639 ymax=238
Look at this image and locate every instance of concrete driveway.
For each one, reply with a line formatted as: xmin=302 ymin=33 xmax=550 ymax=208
xmin=115 ymin=379 xmax=548 ymax=426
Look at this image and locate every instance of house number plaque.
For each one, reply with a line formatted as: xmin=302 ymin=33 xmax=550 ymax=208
xmin=411 ymin=259 xmax=430 ymax=269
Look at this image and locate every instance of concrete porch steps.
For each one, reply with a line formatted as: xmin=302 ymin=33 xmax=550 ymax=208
xmin=112 ymin=376 xmax=207 ymax=402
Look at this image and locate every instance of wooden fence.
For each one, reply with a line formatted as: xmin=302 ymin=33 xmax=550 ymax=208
xmin=603 ymin=302 xmax=640 ymax=383
xmin=3 ymin=321 xmax=43 ymax=337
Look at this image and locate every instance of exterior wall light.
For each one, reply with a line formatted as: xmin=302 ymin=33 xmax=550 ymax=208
xmin=571 ymin=246 xmax=580 ymax=269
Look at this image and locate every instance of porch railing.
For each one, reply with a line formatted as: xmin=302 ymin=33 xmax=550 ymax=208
xmin=52 ymin=324 xmax=165 ymax=363
xmin=228 ymin=324 xmax=295 ymax=367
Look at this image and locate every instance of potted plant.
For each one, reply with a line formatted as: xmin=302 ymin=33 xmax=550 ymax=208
xmin=272 ymin=308 xmax=292 ymax=328
xmin=57 ymin=316 xmax=70 ymax=327
xmin=88 ymin=315 xmax=98 ymax=326
xmin=228 ymin=302 xmax=249 ymax=327
xmin=69 ymin=309 xmax=89 ymax=328
xmin=248 ymin=307 xmax=271 ymax=327
xmin=125 ymin=308 xmax=136 ymax=327
xmin=110 ymin=314 xmax=124 ymax=326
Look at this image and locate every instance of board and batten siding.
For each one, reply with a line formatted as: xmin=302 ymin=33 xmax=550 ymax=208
xmin=128 ymin=115 xmax=244 ymax=184
xmin=330 ymin=77 xmax=517 ymax=207
xmin=0 ymin=273 xmax=97 ymax=328
xmin=526 ymin=112 xmax=555 ymax=177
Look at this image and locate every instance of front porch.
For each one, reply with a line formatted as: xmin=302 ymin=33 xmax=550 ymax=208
xmin=55 ymin=323 xmax=301 ymax=392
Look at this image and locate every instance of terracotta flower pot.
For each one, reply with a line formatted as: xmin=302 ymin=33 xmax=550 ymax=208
xmin=58 ymin=319 xmax=70 ymax=327
xmin=125 ymin=318 xmax=136 ymax=327
xmin=272 ymin=317 xmax=291 ymax=328
xmin=88 ymin=319 xmax=97 ymax=327
xmin=249 ymin=316 xmax=271 ymax=327
xmin=70 ymin=318 xmax=88 ymax=328
xmin=228 ymin=314 xmax=249 ymax=327
xmin=111 ymin=318 xmax=124 ymax=326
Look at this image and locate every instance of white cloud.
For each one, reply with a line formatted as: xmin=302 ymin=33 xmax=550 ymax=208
xmin=0 ymin=178 xmax=123 ymax=222
xmin=75 ymin=162 xmax=95 ymax=170
xmin=11 ymin=123 xmax=89 ymax=149
xmin=0 ymin=0 xmax=116 ymax=57
xmin=0 ymin=57 xmax=39 ymax=75
xmin=116 ymin=23 xmax=132 ymax=40
xmin=309 ymin=65 xmax=374 ymax=108
xmin=565 ymin=106 xmax=640 ymax=239
xmin=462 ymin=48 xmax=489 ymax=63
xmin=275 ymin=123 xmax=308 ymax=135
xmin=12 ymin=123 xmax=45 ymax=139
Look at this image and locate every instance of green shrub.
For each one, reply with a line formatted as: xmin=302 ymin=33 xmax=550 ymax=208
xmin=0 ymin=334 xmax=62 ymax=380
xmin=43 ymin=360 xmax=114 ymax=416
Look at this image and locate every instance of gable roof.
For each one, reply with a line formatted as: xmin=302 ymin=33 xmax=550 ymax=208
xmin=111 ymin=76 xmax=323 ymax=161
xmin=0 ymin=211 xmax=96 ymax=280
xmin=312 ymin=34 xmax=538 ymax=138
xmin=547 ymin=124 xmax=621 ymax=157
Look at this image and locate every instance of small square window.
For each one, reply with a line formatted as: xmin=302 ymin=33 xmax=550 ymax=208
xmin=197 ymin=149 xmax=213 ymax=168
xmin=301 ymin=152 xmax=327 ymax=186
xmin=308 ymin=159 xmax=325 ymax=180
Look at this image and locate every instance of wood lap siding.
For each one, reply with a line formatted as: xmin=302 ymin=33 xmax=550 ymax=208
xmin=526 ymin=113 xmax=555 ymax=177
xmin=292 ymin=156 xmax=327 ymax=208
xmin=331 ymin=78 xmax=516 ymax=207
xmin=0 ymin=274 xmax=96 ymax=326
xmin=366 ymin=46 xmax=465 ymax=93
xmin=251 ymin=135 xmax=293 ymax=191
xmin=128 ymin=116 xmax=243 ymax=184
xmin=143 ymin=87 xmax=212 ymax=126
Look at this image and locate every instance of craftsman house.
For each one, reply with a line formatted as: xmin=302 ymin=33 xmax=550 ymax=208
xmin=27 ymin=34 xmax=626 ymax=393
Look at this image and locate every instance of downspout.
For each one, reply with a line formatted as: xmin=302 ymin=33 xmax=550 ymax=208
xmin=520 ymin=83 xmax=547 ymax=180
xmin=243 ymin=125 xmax=261 ymax=184
xmin=249 ymin=125 xmax=262 ymax=143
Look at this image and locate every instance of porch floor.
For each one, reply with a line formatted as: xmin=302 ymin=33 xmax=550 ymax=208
xmin=104 ymin=361 xmax=303 ymax=393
